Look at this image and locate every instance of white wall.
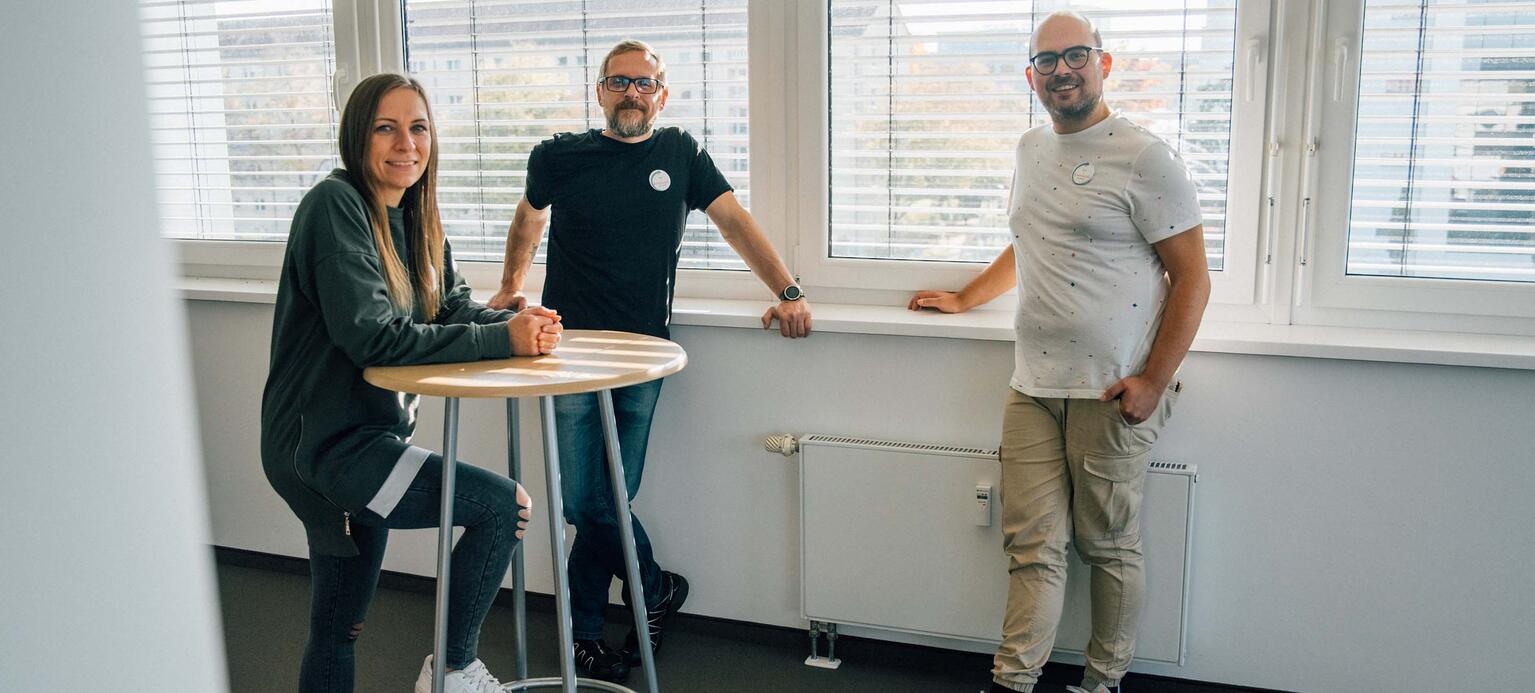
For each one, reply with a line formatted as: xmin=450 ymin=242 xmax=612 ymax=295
xmin=0 ymin=2 xmax=229 ymax=691
xmin=188 ymin=299 xmax=1535 ymax=690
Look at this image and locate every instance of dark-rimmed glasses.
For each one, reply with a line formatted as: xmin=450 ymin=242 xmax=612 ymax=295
xmin=1029 ymin=45 xmax=1099 ymax=75
xmin=598 ymin=76 xmax=665 ymax=94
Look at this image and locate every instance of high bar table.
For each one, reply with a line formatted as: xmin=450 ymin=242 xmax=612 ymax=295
xmin=364 ymin=329 xmax=687 ymax=693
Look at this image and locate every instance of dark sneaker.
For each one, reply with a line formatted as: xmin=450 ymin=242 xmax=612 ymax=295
xmin=573 ymin=639 xmax=629 ymax=682
xmin=621 ymin=571 xmax=690 ymax=666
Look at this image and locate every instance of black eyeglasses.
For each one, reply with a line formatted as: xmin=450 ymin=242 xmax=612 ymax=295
xmin=1029 ymin=45 xmax=1099 ymax=75
xmin=597 ymin=76 xmax=665 ymax=94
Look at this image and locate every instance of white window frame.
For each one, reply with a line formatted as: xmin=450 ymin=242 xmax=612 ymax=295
xmin=791 ymin=0 xmax=1272 ymax=318
xmin=1285 ymin=0 xmax=1535 ymax=336
xmin=169 ymin=0 xmax=404 ymax=283
xmin=168 ymin=0 xmax=1535 ymax=341
xmin=668 ymin=0 xmax=797 ymax=302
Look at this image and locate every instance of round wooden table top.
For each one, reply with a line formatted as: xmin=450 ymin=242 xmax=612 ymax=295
xmin=363 ymin=329 xmax=687 ymax=399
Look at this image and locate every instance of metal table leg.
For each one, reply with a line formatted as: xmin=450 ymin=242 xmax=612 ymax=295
xmin=433 ymin=397 xmax=461 ymax=693
xmin=499 ymin=393 xmax=643 ymax=693
xmin=539 ymin=395 xmax=579 ymax=693
xmin=506 ymin=398 xmax=528 ymax=681
xmin=599 ymin=390 xmax=660 ymax=693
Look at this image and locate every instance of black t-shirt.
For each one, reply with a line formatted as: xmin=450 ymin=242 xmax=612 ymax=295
xmin=525 ymin=127 xmax=733 ymax=338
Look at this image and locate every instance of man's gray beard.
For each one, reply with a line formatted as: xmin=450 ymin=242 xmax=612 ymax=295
xmin=1045 ymin=90 xmax=1101 ymax=126
xmin=608 ymin=108 xmax=652 ymax=138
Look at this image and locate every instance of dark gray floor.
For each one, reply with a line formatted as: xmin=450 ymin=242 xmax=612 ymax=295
xmin=216 ymin=556 xmax=1262 ymax=693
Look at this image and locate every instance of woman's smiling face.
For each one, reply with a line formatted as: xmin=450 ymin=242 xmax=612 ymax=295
xmin=367 ymin=87 xmax=431 ymax=206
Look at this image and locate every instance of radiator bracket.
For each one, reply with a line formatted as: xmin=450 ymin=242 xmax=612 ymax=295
xmin=804 ymin=621 xmax=843 ymax=669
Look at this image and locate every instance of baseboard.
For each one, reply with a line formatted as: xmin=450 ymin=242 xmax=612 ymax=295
xmin=212 ymin=545 xmax=1286 ymax=693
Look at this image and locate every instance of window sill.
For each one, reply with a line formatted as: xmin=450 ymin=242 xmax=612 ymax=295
xmin=181 ymin=276 xmax=1535 ymax=371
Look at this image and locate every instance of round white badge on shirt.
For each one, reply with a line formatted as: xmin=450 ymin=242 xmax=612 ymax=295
xmin=1072 ymin=162 xmax=1095 ymax=186
xmin=649 ymin=169 xmax=671 ymax=191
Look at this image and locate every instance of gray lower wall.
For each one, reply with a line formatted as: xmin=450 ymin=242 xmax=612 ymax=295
xmin=188 ymin=299 xmax=1535 ymax=690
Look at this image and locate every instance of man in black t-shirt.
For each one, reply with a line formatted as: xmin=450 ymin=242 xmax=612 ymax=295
xmin=488 ymin=39 xmax=811 ymax=682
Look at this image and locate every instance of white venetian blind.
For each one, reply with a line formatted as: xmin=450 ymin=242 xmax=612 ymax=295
xmin=1348 ymin=0 xmax=1535 ymax=283
xmin=404 ymin=0 xmax=751 ymax=269
xmin=140 ymin=0 xmax=339 ymax=241
xmin=829 ymin=0 xmax=1236 ymax=269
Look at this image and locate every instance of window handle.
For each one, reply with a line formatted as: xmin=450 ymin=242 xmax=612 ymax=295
xmin=332 ymin=63 xmax=351 ymax=116
xmin=1244 ymin=37 xmax=1263 ymax=103
xmin=1330 ymin=36 xmax=1352 ymax=102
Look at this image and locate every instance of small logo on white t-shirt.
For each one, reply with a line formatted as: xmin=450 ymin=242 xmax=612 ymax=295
xmin=649 ymin=169 xmax=671 ymax=191
xmin=1072 ymin=162 xmax=1095 ymax=186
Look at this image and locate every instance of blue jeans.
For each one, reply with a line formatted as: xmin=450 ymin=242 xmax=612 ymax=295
xmin=553 ymin=379 xmax=665 ymax=641
xmin=298 ymin=455 xmax=524 ymax=693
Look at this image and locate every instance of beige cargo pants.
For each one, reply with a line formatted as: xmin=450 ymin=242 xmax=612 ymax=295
xmin=991 ymin=381 xmax=1180 ymax=692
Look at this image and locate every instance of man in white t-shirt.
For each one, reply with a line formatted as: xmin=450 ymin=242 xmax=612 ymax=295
xmin=909 ymin=11 xmax=1210 ymax=693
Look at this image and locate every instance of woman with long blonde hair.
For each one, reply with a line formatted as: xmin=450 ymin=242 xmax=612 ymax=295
xmin=260 ymin=73 xmax=559 ymax=693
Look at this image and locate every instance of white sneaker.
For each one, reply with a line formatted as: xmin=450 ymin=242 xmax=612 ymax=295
xmin=414 ymin=655 xmax=506 ymax=693
xmin=414 ymin=655 xmax=434 ymax=693
xmin=1066 ymin=684 xmax=1119 ymax=693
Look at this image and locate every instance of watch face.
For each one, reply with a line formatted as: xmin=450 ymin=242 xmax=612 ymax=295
xmin=782 ymin=285 xmax=802 ymax=301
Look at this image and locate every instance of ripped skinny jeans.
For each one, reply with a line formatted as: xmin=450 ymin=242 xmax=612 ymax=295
xmin=298 ymin=455 xmax=524 ymax=693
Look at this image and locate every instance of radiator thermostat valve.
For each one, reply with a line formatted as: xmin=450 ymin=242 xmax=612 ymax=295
xmin=763 ymin=433 xmax=799 ymax=456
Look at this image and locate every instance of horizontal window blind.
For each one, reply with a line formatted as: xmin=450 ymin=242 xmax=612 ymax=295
xmin=1348 ymin=0 xmax=1535 ymax=283
xmin=404 ymin=0 xmax=750 ymax=269
xmin=140 ymin=0 xmax=339 ymax=241
xmin=829 ymin=0 xmax=1236 ymax=269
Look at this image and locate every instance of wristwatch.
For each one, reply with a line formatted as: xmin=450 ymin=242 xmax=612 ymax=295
xmin=778 ymin=284 xmax=806 ymax=302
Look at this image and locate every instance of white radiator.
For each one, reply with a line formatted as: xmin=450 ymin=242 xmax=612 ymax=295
xmin=797 ymin=434 xmax=1197 ymax=665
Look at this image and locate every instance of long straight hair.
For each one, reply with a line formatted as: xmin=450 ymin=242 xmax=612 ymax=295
xmin=337 ymin=73 xmax=445 ymax=321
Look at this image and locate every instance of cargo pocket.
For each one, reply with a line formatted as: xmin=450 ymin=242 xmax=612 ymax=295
xmin=1078 ymin=450 xmax=1149 ymax=537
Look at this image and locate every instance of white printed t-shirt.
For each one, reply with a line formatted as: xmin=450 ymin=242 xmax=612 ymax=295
xmin=1008 ymin=111 xmax=1202 ymax=399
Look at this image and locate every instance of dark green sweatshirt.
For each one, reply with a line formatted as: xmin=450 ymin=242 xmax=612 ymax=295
xmin=260 ymin=171 xmax=515 ymax=556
